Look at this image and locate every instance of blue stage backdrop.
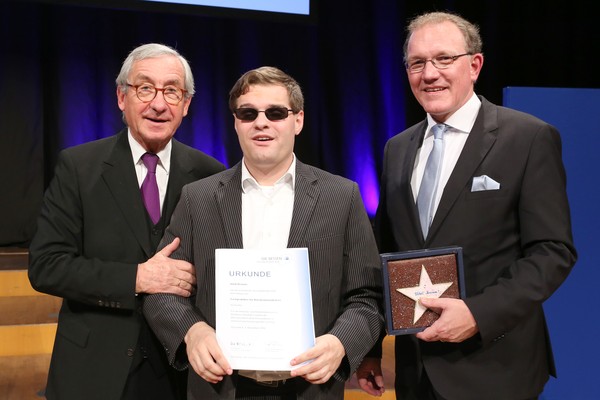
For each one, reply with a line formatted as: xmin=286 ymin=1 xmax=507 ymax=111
xmin=503 ymin=87 xmax=599 ymax=400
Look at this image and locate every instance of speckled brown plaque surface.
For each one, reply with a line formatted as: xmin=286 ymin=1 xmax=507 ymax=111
xmin=381 ymin=247 xmax=465 ymax=335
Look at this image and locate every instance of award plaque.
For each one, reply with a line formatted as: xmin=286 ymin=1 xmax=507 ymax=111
xmin=381 ymin=247 xmax=465 ymax=335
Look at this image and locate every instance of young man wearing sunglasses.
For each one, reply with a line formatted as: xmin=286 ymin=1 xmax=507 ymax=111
xmin=144 ymin=66 xmax=384 ymax=400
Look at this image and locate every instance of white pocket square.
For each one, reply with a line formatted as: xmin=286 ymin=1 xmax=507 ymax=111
xmin=471 ymin=175 xmax=500 ymax=192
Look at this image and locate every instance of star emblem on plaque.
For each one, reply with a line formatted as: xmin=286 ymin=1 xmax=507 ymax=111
xmin=396 ymin=265 xmax=453 ymax=323
xmin=380 ymin=247 xmax=465 ymax=335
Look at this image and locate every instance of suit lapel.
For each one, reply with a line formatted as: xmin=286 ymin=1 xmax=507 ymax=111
xmin=215 ymin=164 xmax=244 ymax=249
xmin=163 ymin=139 xmax=191 ymax=223
xmin=428 ymin=98 xmax=498 ymax=240
xmin=214 ymin=161 xmax=316 ymax=250
xmin=402 ymin=122 xmax=429 ymax=243
xmin=101 ymin=131 xmax=154 ymax=258
xmin=287 ymin=161 xmax=319 ymax=248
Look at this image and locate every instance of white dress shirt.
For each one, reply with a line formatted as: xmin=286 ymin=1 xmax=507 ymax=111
xmin=411 ymin=93 xmax=482 ymax=218
xmin=239 ymin=156 xmax=296 ymax=381
xmin=241 ymin=156 xmax=296 ymax=250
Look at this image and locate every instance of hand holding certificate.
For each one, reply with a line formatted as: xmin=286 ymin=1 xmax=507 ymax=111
xmin=215 ymin=248 xmax=316 ymax=371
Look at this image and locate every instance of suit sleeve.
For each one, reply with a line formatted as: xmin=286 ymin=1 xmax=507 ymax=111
xmin=328 ymin=183 xmax=385 ymax=378
xmin=28 ymin=150 xmax=138 ymax=310
xmin=144 ymin=184 xmax=205 ymax=369
xmin=465 ymin=123 xmax=577 ymax=344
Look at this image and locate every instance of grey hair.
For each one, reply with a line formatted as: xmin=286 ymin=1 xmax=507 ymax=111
xmin=115 ymin=43 xmax=194 ymax=98
xmin=403 ymin=12 xmax=483 ymax=62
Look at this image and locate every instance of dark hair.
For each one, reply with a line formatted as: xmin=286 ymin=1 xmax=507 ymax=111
xmin=228 ymin=66 xmax=304 ymax=112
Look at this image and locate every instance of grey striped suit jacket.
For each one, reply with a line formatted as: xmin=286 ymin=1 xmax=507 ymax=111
xmin=144 ymin=160 xmax=384 ymax=400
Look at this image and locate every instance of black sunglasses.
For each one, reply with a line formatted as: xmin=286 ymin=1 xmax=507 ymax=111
xmin=233 ymin=107 xmax=294 ymax=122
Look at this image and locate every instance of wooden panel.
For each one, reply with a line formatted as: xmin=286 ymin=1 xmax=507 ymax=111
xmin=344 ymin=391 xmax=396 ymax=400
xmin=0 ymin=296 xmax=61 ymax=326
xmin=0 ymin=247 xmax=28 ymax=271
xmin=0 ymin=324 xmax=56 ymax=357
xmin=0 ymin=270 xmax=45 ymax=298
xmin=0 ymin=354 xmax=51 ymax=400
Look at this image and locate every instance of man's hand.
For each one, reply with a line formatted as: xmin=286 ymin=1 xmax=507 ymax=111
xmin=185 ymin=322 xmax=232 ymax=383
xmin=289 ymin=334 xmax=345 ymax=384
xmin=356 ymin=357 xmax=385 ymax=396
xmin=136 ymin=237 xmax=196 ymax=296
xmin=416 ymin=297 xmax=478 ymax=343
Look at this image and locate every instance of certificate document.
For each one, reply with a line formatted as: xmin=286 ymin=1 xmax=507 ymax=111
xmin=215 ymin=248 xmax=315 ymax=371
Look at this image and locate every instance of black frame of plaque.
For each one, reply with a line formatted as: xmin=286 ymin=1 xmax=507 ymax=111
xmin=380 ymin=246 xmax=465 ymax=335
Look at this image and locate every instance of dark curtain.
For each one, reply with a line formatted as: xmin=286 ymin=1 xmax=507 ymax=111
xmin=0 ymin=0 xmax=596 ymax=246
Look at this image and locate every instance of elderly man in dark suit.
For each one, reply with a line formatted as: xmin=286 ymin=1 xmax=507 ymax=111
xmin=144 ymin=66 xmax=384 ymax=400
xmin=356 ymin=11 xmax=577 ymax=400
xmin=28 ymin=43 xmax=225 ymax=400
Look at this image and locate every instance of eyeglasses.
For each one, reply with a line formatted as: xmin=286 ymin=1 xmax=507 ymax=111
xmin=405 ymin=53 xmax=472 ymax=73
xmin=233 ymin=107 xmax=294 ymax=122
xmin=126 ymin=83 xmax=187 ymax=105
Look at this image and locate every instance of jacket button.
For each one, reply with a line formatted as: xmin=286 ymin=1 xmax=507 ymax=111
xmin=127 ymin=348 xmax=134 ymax=357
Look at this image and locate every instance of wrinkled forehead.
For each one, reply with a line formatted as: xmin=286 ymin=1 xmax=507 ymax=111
xmin=129 ymin=56 xmax=185 ymax=85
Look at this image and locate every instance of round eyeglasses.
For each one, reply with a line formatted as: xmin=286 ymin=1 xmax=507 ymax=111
xmin=126 ymin=83 xmax=187 ymax=105
xmin=405 ymin=53 xmax=472 ymax=73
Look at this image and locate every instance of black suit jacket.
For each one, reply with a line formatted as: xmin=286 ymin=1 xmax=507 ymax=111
xmin=376 ymin=97 xmax=576 ymax=400
xmin=144 ymin=160 xmax=384 ymax=400
xmin=28 ymin=130 xmax=224 ymax=400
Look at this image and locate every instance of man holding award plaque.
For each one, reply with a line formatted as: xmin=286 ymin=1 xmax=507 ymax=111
xmin=357 ymin=11 xmax=577 ymax=400
xmin=144 ymin=66 xmax=384 ymax=400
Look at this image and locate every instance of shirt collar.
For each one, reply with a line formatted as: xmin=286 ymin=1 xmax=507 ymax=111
xmin=127 ymin=129 xmax=172 ymax=173
xmin=241 ymin=154 xmax=296 ymax=193
xmin=426 ymin=93 xmax=481 ymax=136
